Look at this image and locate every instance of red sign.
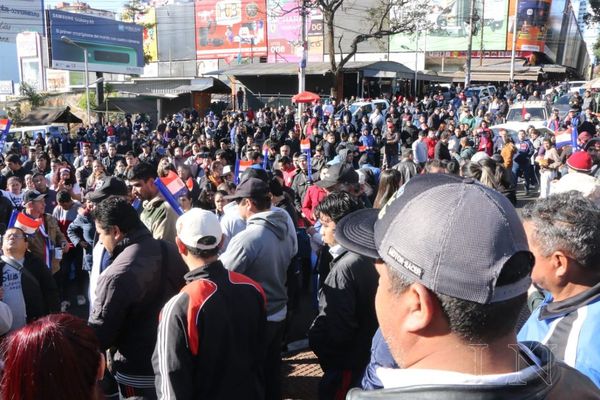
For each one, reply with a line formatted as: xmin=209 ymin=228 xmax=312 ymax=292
xmin=195 ymin=0 xmax=268 ymax=60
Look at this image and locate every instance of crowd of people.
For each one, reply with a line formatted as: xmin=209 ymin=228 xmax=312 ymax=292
xmin=0 ymin=79 xmax=599 ymax=399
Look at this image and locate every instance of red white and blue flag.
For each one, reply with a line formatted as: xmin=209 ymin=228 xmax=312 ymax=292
xmin=154 ymin=171 xmax=188 ymax=216
xmin=555 ymin=131 xmax=572 ymax=149
xmin=12 ymin=211 xmax=42 ymax=235
xmin=300 ymin=138 xmax=311 ymax=152
xmin=0 ymin=119 xmax=12 ymax=154
xmin=238 ymin=159 xmax=253 ymax=172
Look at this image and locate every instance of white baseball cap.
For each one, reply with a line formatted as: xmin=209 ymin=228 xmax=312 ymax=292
xmin=176 ymin=208 xmax=223 ymax=250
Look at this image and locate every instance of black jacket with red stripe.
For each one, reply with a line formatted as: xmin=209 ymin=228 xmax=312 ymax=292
xmin=153 ymin=260 xmax=267 ymax=400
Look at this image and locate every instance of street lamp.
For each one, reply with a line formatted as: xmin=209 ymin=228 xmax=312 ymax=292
xmin=61 ymin=36 xmax=91 ymax=126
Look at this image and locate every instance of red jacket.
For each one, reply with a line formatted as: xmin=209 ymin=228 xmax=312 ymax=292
xmin=301 ymin=185 xmax=328 ymax=225
xmin=423 ymin=136 xmax=438 ymax=160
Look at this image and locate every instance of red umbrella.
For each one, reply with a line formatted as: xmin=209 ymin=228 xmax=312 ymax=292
xmin=292 ymin=91 xmax=320 ymax=104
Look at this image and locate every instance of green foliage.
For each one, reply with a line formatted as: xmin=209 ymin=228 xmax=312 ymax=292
xmin=19 ymin=82 xmax=46 ymax=109
xmin=78 ymin=91 xmax=97 ymax=111
xmin=594 ymin=36 xmax=600 ymax=62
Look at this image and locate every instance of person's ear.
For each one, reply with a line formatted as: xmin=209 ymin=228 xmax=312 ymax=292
xmin=552 ymin=250 xmax=571 ymax=282
xmin=402 ymin=283 xmax=437 ymax=334
xmin=175 ymin=237 xmax=188 ymax=256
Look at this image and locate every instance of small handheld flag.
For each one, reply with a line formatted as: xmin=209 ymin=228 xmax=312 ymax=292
xmin=154 ymin=171 xmax=188 ymax=216
xmin=300 ymin=138 xmax=311 ymax=152
xmin=571 ymin=117 xmax=579 ymax=152
xmin=262 ymin=146 xmax=269 ymax=170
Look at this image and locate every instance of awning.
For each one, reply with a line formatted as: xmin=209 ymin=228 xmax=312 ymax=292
xmin=214 ymin=61 xmax=451 ymax=82
xmin=111 ymin=77 xmax=231 ymax=97
xmin=95 ymin=97 xmax=159 ymax=115
xmin=19 ymin=106 xmax=82 ymax=126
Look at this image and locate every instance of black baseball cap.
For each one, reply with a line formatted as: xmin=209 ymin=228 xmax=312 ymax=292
xmin=316 ymin=163 xmax=359 ymax=189
xmin=23 ymin=190 xmax=46 ymax=204
xmin=224 ymin=177 xmax=270 ymax=201
xmin=87 ymin=176 xmax=128 ymax=203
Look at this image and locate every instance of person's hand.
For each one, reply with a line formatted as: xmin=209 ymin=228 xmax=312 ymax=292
xmin=61 ymin=242 xmax=70 ymax=253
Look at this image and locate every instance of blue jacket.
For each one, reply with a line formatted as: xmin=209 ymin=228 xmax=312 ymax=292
xmin=361 ymin=328 xmax=397 ymax=390
xmin=518 ymin=284 xmax=600 ymax=388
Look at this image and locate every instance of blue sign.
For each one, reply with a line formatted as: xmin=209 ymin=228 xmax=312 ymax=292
xmin=48 ymin=10 xmax=144 ymax=75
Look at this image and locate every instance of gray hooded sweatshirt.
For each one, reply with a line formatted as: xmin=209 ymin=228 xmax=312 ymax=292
xmin=220 ymin=209 xmax=298 ymax=318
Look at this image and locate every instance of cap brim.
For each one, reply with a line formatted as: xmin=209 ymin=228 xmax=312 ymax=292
xmin=334 ymin=208 xmax=379 ymax=259
xmin=87 ymin=191 xmax=108 ymax=203
xmin=315 ymin=179 xmax=337 ymax=189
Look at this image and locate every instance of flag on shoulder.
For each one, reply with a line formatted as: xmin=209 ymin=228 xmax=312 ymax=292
xmin=12 ymin=212 xmax=42 ymax=235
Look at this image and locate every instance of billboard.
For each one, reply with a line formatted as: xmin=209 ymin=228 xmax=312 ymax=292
xmin=122 ymin=7 xmax=158 ymax=63
xmin=266 ymin=1 xmax=323 ymax=63
xmin=48 ymin=10 xmax=145 ymax=75
xmin=157 ymin=3 xmax=196 ymax=62
xmin=390 ymin=0 xmax=509 ymax=52
xmin=195 ymin=0 xmax=268 ymax=59
xmin=0 ymin=0 xmax=44 ymax=43
xmin=506 ymin=0 xmax=551 ymax=52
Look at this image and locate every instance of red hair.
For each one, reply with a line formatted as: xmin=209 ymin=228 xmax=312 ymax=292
xmin=1 ymin=314 xmax=101 ymax=400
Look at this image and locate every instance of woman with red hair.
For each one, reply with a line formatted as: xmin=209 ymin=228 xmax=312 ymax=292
xmin=1 ymin=313 xmax=104 ymax=400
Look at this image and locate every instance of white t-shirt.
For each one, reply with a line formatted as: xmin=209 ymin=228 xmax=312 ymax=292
xmin=376 ymin=343 xmax=543 ymax=389
xmin=1 ymin=256 xmax=27 ymax=332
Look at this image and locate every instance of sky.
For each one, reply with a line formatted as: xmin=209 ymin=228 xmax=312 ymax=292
xmin=46 ymin=0 xmax=127 ymax=14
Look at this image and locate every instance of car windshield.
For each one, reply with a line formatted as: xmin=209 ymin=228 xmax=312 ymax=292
xmin=349 ymin=104 xmax=362 ymax=114
xmin=556 ymin=95 xmax=570 ymax=105
xmin=506 ymin=107 xmax=546 ymax=122
xmin=465 ymin=89 xmax=478 ymax=97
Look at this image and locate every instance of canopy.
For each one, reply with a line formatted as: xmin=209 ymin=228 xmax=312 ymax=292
xmin=19 ymin=106 xmax=82 ymax=126
xmin=292 ymin=91 xmax=320 ymax=104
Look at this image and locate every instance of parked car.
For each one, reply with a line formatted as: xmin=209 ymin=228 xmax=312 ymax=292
xmin=491 ymin=125 xmax=555 ymax=142
xmin=505 ymin=101 xmax=551 ymax=129
xmin=464 ymin=85 xmax=497 ymax=105
xmin=335 ymin=99 xmax=390 ymax=123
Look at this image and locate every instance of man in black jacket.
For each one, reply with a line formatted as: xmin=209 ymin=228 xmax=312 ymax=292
xmin=89 ymin=197 xmax=187 ymax=399
xmin=308 ymin=192 xmax=379 ymax=399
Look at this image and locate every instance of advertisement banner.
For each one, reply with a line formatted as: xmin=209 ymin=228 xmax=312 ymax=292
xmin=266 ymin=0 xmax=323 ymax=63
xmin=48 ymin=10 xmax=144 ymax=75
xmin=195 ymin=0 xmax=268 ymax=60
xmin=0 ymin=0 xmax=44 ymax=43
xmin=140 ymin=9 xmax=158 ymax=63
xmin=506 ymin=0 xmax=551 ymax=52
xmin=390 ymin=0 xmax=509 ymax=52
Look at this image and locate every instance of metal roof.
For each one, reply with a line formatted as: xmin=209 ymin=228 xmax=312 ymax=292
xmin=111 ymin=77 xmax=230 ymax=97
xmin=213 ymin=61 xmax=451 ymax=82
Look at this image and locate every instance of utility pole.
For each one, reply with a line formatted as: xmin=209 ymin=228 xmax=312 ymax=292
xmin=509 ymin=0 xmax=519 ymax=82
xmin=479 ymin=0 xmax=485 ymax=66
xmin=298 ymin=0 xmax=308 ymax=122
xmin=464 ymin=0 xmax=476 ymax=87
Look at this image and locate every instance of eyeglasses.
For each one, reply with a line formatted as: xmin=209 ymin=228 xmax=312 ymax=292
xmin=4 ymin=234 xmax=25 ymax=240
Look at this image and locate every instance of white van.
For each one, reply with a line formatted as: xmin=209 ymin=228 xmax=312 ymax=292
xmin=6 ymin=125 xmax=68 ymax=150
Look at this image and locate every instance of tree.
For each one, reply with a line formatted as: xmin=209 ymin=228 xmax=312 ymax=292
xmin=19 ymin=82 xmax=46 ymax=109
xmin=315 ymin=0 xmax=430 ymax=96
xmin=122 ymin=0 xmax=156 ymax=65
xmin=594 ymin=36 xmax=600 ymax=62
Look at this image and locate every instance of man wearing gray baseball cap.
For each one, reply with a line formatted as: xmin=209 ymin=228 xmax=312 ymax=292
xmin=336 ymin=174 xmax=600 ymax=398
